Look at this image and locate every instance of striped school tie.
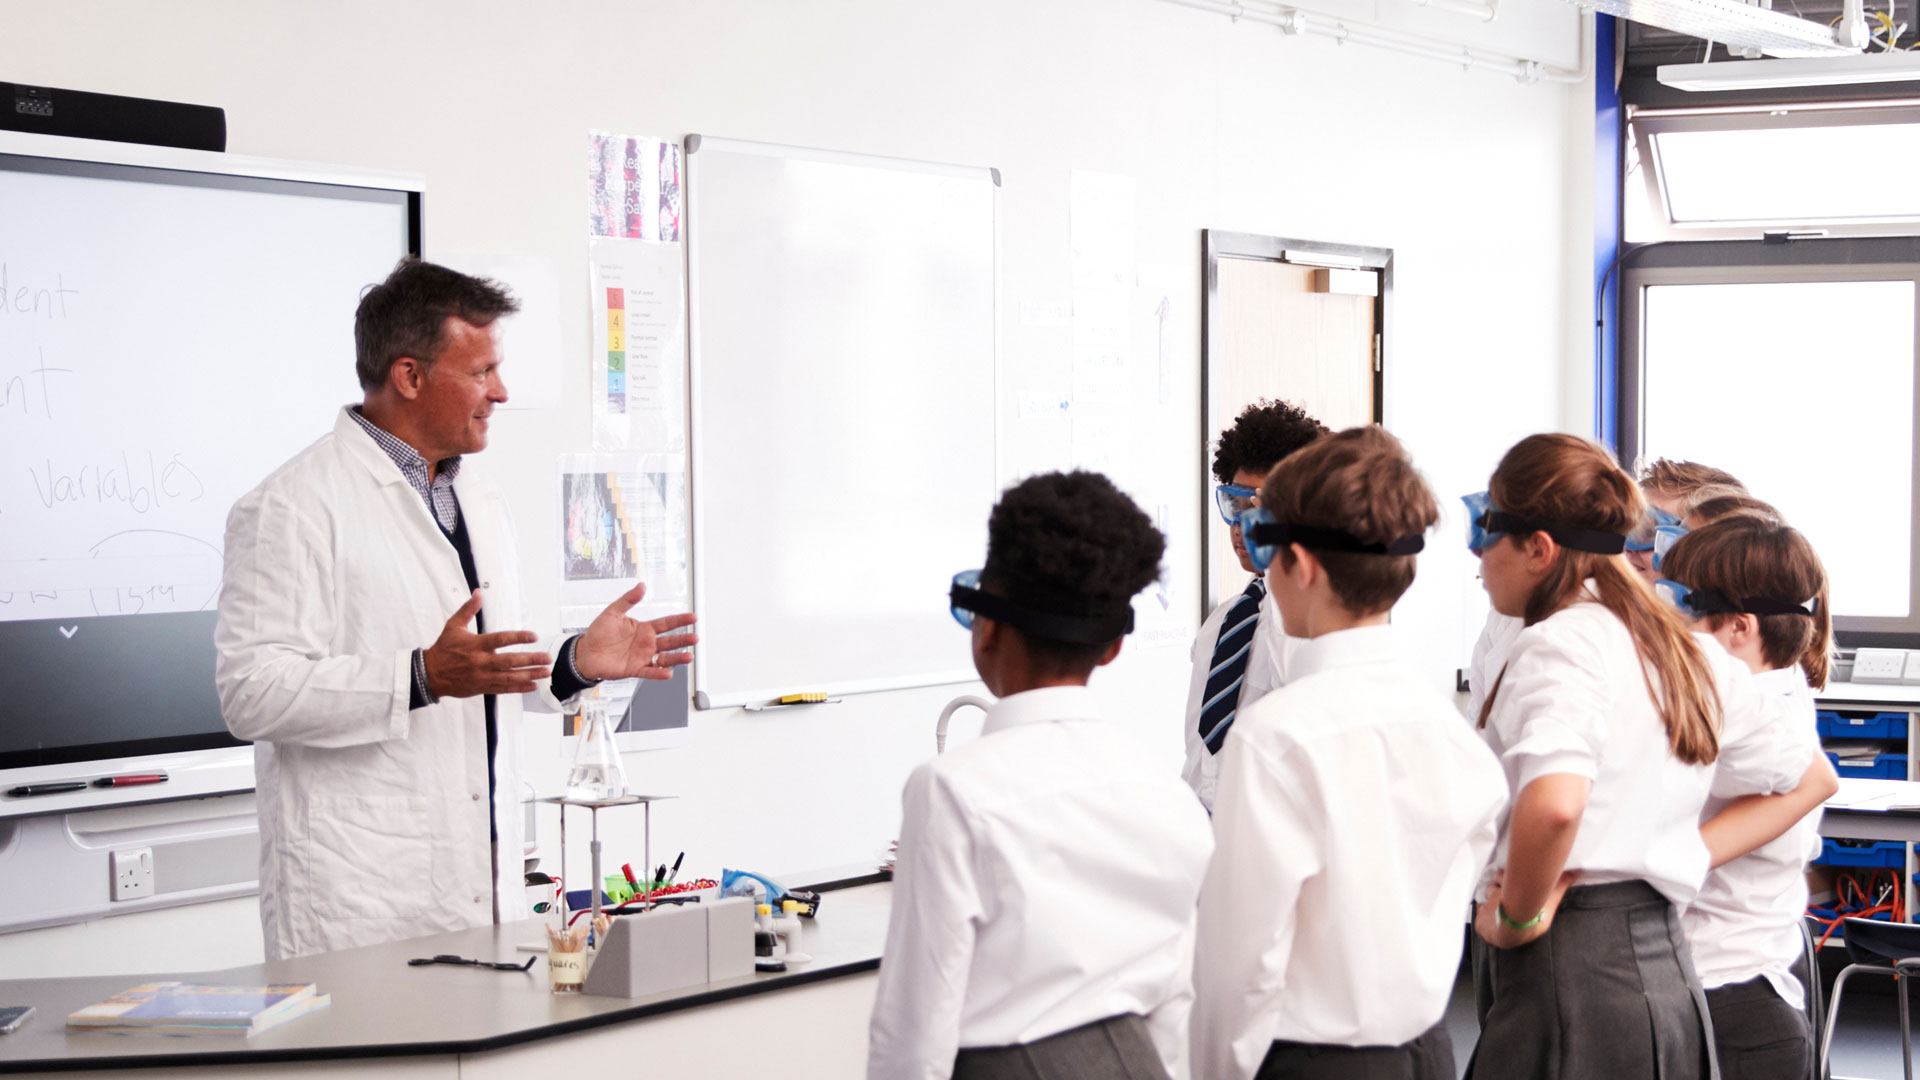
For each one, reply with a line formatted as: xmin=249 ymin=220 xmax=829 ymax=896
xmin=1198 ymin=577 xmax=1266 ymax=754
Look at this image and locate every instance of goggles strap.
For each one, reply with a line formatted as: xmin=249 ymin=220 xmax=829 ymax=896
xmin=1482 ymin=511 xmax=1627 ymax=556
xmin=1249 ymin=521 xmax=1425 ymax=557
xmin=949 ymin=584 xmax=1134 ymax=644
xmin=1685 ymin=587 xmax=1818 ymax=618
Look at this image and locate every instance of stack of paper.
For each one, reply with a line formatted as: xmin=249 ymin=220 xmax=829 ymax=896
xmin=1827 ymin=778 xmax=1920 ymax=812
xmin=67 ymin=982 xmax=329 ymax=1037
xmin=1825 ymin=740 xmax=1887 ymax=767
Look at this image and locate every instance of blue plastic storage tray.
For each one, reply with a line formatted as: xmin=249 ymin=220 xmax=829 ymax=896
xmin=1816 ymin=838 xmax=1906 ymax=867
xmin=1827 ymin=752 xmax=1909 ymax=781
xmin=1818 ymin=710 xmax=1909 ymax=741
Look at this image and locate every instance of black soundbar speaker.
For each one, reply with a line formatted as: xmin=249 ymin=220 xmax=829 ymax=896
xmin=1 ymin=82 xmax=225 ymax=152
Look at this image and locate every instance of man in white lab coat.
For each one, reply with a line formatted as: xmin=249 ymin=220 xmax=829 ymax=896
xmin=215 ymin=259 xmax=697 ymax=961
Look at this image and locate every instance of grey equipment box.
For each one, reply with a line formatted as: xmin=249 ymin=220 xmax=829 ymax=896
xmin=583 ymin=896 xmax=756 ymax=998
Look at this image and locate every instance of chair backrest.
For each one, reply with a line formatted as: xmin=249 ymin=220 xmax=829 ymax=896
xmin=1800 ymin=915 xmax=1825 ymax=1080
xmin=1839 ymin=916 xmax=1920 ymax=968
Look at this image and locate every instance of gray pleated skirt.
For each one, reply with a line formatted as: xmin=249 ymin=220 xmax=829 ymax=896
xmin=1467 ymin=880 xmax=1717 ymax=1080
xmin=952 ymin=1014 xmax=1169 ymax=1080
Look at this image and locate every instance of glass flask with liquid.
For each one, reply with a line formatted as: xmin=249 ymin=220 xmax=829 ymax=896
xmin=564 ymin=695 xmax=628 ymax=801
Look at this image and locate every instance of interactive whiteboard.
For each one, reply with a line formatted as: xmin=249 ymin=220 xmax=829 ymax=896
xmin=0 ymin=131 xmax=418 ymax=779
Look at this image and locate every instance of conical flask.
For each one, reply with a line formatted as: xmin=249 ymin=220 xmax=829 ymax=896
xmin=564 ymin=694 xmax=628 ymax=801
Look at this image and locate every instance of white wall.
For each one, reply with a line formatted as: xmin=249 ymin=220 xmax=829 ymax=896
xmin=0 ymin=0 xmax=1593 ymax=977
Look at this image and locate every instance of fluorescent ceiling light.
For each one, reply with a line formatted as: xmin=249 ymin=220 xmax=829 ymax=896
xmin=1568 ymin=0 xmax=1854 ymax=57
xmin=1659 ymin=53 xmax=1920 ymax=90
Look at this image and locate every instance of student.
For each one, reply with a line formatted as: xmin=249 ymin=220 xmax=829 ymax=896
xmin=1640 ymin=457 xmax=1746 ymax=518
xmin=1644 ymin=485 xmax=1782 ymax=585
xmin=1186 ymin=399 xmax=1327 ymax=810
xmin=1627 ymin=459 xmax=1746 ymax=581
xmin=868 ymin=471 xmax=1214 ymax=1080
xmin=1470 ymin=457 xmax=1746 ymax=716
xmin=1660 ymin=514 xmax=1836 ymax=1080
xmin=1191 ymin=426 xmax=1508 ymax=1080
xmin=1468 ymin=434 xmax=1830 ymax=1080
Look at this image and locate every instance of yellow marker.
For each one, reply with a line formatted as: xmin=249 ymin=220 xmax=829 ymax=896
xmin=776 ymin=693 xmax=828 ymax=705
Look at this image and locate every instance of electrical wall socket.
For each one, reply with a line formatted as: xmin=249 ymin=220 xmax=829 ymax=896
xmin=1901 ymin=652 xmax=1920 ymax=686
xmin=1854 ymin=648 xmax=1910 ymax=684
xmin=110 ymin=848 xmax=152 ymax=901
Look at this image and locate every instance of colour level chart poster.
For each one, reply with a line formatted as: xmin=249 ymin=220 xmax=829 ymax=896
xmin=587 ymin=131 xmax=685 ymax=452
xmin=588 ymin=238 xmax=684 ymax=453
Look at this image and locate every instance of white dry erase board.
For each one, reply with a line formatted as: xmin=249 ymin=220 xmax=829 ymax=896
xmin=684 ymin=136 xmax=997 ymax=709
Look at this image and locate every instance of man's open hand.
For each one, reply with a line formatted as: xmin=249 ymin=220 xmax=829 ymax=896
xmin=422 ymin=590 xmax=553 ymax=698
xmin=575 ymin=583 xmax=699 ymax=682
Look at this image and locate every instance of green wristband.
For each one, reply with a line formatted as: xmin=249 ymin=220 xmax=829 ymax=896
xmin=1496 ymin=903 xmax=1545 ymax=931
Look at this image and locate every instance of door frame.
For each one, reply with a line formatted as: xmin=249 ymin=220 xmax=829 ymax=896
xmin=1200 ymin=229 xmax=1393 ymax=613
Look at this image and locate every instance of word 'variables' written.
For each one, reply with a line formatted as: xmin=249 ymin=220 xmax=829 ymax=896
xmin=27 ymin=451 xmax=205 ymax=513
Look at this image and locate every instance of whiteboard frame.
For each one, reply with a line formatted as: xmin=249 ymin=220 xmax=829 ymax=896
xmin=0 ymin=130 xmax=424 ymax=812
xmin=683 ymin=135 xmax=999 ymax=710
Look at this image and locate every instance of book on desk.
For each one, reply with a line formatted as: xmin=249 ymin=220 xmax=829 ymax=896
xmin=67 ymin=982 xmax=329 ymax=1036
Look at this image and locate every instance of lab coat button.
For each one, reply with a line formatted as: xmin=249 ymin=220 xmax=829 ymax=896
xmin=471 ymin=793 xmax=481 ymax=801
xmin=473 ymin=895 xmax=483 ymax=904
xmin=482 ymin=581 xmax=490 ymax=589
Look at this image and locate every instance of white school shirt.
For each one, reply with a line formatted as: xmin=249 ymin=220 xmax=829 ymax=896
xmin=1191 ymin=626 xmax=1509 ymax=1080
xmin=1480 ymin=600 xmax=1810 ymax=907
xmin=1466 ymin=611 xmax=1525 ymax=723
xmin=1183 ymin=579 xmax=1294 ymax=810
xmin=1683 ymin=666 xmax=1823 ymax=1009
xmin=868 ymin=686 xmax=1216 ymax=1080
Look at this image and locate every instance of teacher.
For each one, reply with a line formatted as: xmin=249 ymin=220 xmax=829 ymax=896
xmin=214 ymin=258 xmax=697 ymax=961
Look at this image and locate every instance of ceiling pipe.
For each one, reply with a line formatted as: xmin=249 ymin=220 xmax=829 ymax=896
xmin=1158 ymin=0 xmax=1593 ymax=84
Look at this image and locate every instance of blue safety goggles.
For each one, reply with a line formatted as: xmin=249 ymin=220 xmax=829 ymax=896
xmin=1215 ymin=483 xmax=1258 ymax=526
xmin=1654 ymin=578 xmax=1818 ymax=620
xmin=1625 ymin=507 xmax=1681 ymax=554
xmin=1651 ymin=523 xmax=1687 ymax=572
xmin=1459 ymin=490 xmax=1628 ymax=556
xmin=949 ymin=569 xmax=1134 ymax=644
xmin=1463 ymin=491 xmax=1496 ymax=553
xmin=1238 ymin=507 xmax=1425 ymax=572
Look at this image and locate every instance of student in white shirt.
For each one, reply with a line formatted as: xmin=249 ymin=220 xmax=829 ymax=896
xmin=868 ymin=471 xmax=1215 ymax=1080
xmin=1659 ymin=512 xmax=1836 ymax=1080
xmin=1467 ymin=458 xmax=1746 ymax=718
xmin=1191 ymin=425 xmax=1509 ymax=1080
xmin=1467 ymin=434 xmax=1832 ymax=1080
xmin=1185 ymin=399 xmax=1327 ymax=810
xmin=1629 ymin=458 xmax=1747 ymax=584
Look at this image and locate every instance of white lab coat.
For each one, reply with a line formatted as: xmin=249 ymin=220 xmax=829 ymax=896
xmin=215 ymin=408 xmax=562 ymax=961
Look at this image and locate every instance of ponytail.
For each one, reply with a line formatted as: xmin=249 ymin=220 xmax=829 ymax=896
xmin=1479 ymin=434 xmax=1723 ymax=765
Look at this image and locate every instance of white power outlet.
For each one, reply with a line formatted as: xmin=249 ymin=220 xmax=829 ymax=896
xmin=1854 ymin=648 xmax=1909 ymax=684
xmin=1902 ymin=652 xmax=1920 ymax=686
xmin=110 ymin=848 xmax=153 ymax=901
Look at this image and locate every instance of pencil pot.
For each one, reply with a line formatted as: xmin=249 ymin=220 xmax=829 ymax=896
xmin=548 ymin=949 xmax=587 ymax=993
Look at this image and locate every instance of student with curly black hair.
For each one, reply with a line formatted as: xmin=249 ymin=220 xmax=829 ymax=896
xmin=1186 ymin=398 xmax=1328 ymax=809
xmin=867 ymin=471 xmax=1215 ymax=1080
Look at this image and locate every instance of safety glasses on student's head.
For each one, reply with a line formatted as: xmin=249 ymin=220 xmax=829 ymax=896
xmin=950 ymin=569 xmax=985 ymax=629
xmin=1459 ymin=493 xmax=1629 ymax=558
xmin=1215 ymin=483 xmax=1258 ymax=526
xmin=1238 ymin=507 xmax=1425 ymax=572
xmin=1463 ymin=491 xmax=1497 ymax=554
xmin=1625 ymin=507 xmax=1681 ymax=554
xmin=1654 ymin=578 xmax=1818 ymax=621
xmin=1651 ymin=523 xmax=1688 ymax=572
xmin=948 ymin=569 xmax=1134 ymax=642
